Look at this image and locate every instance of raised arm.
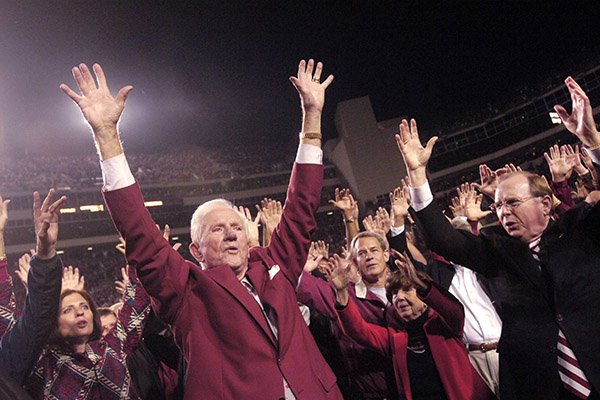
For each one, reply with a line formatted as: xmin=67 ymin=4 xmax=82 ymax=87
xmin=107 ymin=266 xmax=151 ymax=356
xmin=265 ymin=59 xmax=333 ymax=283
xmin=0 ymin=190 xmax=65 ymax=384
xmin=394 ymin=119 xmax=493 ymax=272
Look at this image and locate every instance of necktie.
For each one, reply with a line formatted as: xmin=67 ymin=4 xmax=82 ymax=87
xmin=529 ymin=240 xmax=592 ymax=399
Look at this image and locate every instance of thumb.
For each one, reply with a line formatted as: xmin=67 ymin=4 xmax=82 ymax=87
xmin=554 ymin=105 xmax=569 ymax=123
xmin=116 ymin=85 xmax=134 ymax=106
xmin=425 ymin=136 xmax=439 ymax=153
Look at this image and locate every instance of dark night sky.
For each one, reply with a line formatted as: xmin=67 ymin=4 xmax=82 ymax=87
xmin=1 ymin=1 xmax=600 ymax=155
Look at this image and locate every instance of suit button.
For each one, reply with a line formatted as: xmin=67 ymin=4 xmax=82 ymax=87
xmin=556 ymin=314 xmax=563 ymax=322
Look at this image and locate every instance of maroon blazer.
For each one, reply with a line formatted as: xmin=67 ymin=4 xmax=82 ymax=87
xmin=337 ymin=284 xmax=494 ymax=400
xmin=104 ymin=163 xmax=342 ymax=400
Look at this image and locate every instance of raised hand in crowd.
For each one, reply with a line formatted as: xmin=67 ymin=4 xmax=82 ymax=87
xmin=580 ymin=147 xmax=599 ymax=188
xmin=237 ymin=206 xmax=260 ymax=247
xmin=33 ymin=189 xmax=67 ymax=260
xmin=15 ymin=251 xmax=33 ymax=291
xmin=544 ymin=144 xmax=574 ymax=183
xmin=330 ymin=254 xmax=353 ymax=306
xmin=563 ymin=144 xmax=589 ymax=177
xmin=391 ymin=250 xmax=429 ymax=291
xmin=329 ymin=187 xmax=359 ymax=244
xmin=362 ymin=208 xmax=391 ymax=238
xmin=289 ymin=58 xmax=334 ymax=134
xmin=459 ymin=183 xmax=491 ymax=222
xmin=303 ymin=241 xmax=329 ymax=273
xmin=256 ymin=198 xmax=282 ymax=247
xmin=60 ymin=64 xmax=132 ymax=159
xmin=449 ymin=195 xmax=466 ymax=219
xmin=61 ymin=266 xmax=85 ymax=292
xmin=395 ymin=118 xmax=438 ymax=186
xmin=114 ymin=266 xmax=131 ymax=296
xmin=389 ymin=180 xmax=410 ymax=228
xmin=554 ymin=76 xmax=600 ymax=147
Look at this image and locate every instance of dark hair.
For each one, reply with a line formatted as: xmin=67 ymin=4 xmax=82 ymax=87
xmin=47 ymin=289 xmax=102 ymax=351
xmin=385 ymin=269 xmax=431 ymax=303
xmin=97 ymin=307 xmax=117 ymax=319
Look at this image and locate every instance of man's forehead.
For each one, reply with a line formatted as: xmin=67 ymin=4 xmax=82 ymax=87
xmin=204 ymin=206 xmax=243 ymax=223
xmin=496 ymin=175 xmax=530 ymax=200
xmin=356 ymin=236 xmax=382 ymax=249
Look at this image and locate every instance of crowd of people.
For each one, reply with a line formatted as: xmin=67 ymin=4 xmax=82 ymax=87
xmin=0 ymin=57 xmax=599 ymax=400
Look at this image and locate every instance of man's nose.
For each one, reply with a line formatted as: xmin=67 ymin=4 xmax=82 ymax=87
xmin=224 ymin=228 xmax=237 ymax=241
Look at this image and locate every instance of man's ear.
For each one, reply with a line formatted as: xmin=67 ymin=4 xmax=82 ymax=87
xmin=383 ymin=249 xmax=390 ymax=263
xmin=189 ymin=242 xmax=204 ymax=263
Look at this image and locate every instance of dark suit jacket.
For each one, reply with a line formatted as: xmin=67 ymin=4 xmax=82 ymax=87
xmin=104 ymin=163 xmax=342 ymax=400
xmin=413 ymin=200 xmax=600 ymax=400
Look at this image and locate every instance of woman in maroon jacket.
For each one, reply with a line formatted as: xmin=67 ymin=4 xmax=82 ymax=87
xmin=333 ymin=252 xmax=494 ymax=400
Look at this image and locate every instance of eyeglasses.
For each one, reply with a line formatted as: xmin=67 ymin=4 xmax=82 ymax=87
xmin=489 ymin=196 xmax=540 ymax=213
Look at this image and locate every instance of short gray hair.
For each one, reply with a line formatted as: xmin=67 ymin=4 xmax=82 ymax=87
xmin=349 ymin=231 xmax=389 ymax=260
xmin=190 ymin=198 xmax=248 ymax=243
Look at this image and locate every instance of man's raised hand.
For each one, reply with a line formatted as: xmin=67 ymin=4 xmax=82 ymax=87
xmin=395 ymin=119 xmax=438 ymax=187
xmin=289 ymin=59 xmax=334 ymax=115
xmin=60 ymin=64 xmax=132 ymax=159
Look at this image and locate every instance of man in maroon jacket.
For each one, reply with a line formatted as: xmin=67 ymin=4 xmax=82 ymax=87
xmin=60 ymin=59 xmax=341 ymax=399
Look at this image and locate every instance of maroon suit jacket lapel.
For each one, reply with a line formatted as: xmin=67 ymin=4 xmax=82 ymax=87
xmin=205 ymin=266 xmax=278 ymax=346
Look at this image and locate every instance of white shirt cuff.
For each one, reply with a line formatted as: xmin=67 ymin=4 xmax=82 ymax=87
xmin=101 ymin=153 xmax=136 ymax=192
xmin=409 ymin=181 xmax=434 ymax=212
xmin=389 ymin=225 xmax=405 ymax=237
xmin=296 ymin=144 xmax=322 ymax=164
xmin=585 ymin=146 xmax=600 ymax=165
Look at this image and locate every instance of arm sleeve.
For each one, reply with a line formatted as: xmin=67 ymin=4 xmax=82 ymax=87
xmin=107 ymin=267 xmax=151 ymax=356
xmin=0 ymin=255 xmax=62 ymax=384
xmin=414 ymin=200 xmax=495 ymax=275
xmin=266 ymin=159 xmax=324 ymax=285
xmin=104 ymin=183 xmax=192 ymax=324
xmin=0 ymin=260 xmax=16 ymax=339
xmin=336 ymin=298 xmax=391 ymax=356
xmin=296 ymin=272 xmax=338 ymax=319
xmin=418 ymin=282 xmax=464 ymax=337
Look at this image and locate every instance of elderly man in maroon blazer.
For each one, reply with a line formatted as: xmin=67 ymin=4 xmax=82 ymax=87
xmin=60 ymin=59 xmax=341 ymax=399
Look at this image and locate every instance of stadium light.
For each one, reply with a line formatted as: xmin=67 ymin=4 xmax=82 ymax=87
xmin=57 ymin=250 xmax=64 ymax=255
xmin=80 ymin=204 xmax=104 ymax=212
xmin=60 ymin=208 xmax=77 ymax=214
xmin=144 ymin=200 xmax=163 ymax=207
xmin=549 ymin=112 xmax=562 ymax=125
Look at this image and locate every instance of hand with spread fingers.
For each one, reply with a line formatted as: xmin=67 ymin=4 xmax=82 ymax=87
xmin=392 ymin=250 xmax=429 ymax=291
xmin=329 ymin=254 xmax=353 ymax=306
xmin=544 ymin=144 xmax=574 ymax=183
xmin=554 ymin=76 xmax=600 ymax=147
xmin=60 ymin=63 xmax=133 ymax=159
xmin=61 ymin=266 xmax=85 ymax=292
xmin=395 ymin=119 xmax=438 ymax=187
xmin=390 ymin=180 xmax=410 ymax=228
xmin=461 ymin=183 xmax=491 ymax=222
xmin=256 ymin=198 xmax=283 ymax=247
